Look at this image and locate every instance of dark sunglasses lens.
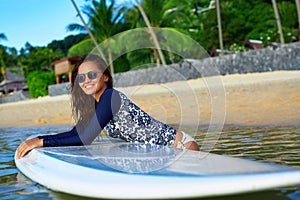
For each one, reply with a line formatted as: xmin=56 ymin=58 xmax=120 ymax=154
xmin=77 ymin=74 xmax=85 ymax=83
xmin=88 ymin=71 xmax=98 ymax=80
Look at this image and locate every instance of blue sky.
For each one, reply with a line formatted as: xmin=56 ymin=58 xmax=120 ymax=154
xmin=0 ymin=0 xmax=88 ymax=50
xmin=0 ymin=0 xmax=134 ymax=51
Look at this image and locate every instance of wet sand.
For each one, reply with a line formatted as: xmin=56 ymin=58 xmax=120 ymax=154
xmin=0 ymin=70 xmax=299 ymax=128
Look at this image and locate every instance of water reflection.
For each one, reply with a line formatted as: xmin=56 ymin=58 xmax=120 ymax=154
xmin=0 ymin=126 xmax=299 ymax=199
xmin=195 ymin=126 xmax=300 ymax=169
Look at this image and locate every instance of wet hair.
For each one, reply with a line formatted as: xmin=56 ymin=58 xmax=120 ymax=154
xmin=70 ymin=54 xmax=113 ymax=130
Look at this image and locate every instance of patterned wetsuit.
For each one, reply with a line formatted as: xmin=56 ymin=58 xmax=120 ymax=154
xmin=105 ymin=91 xmax=176 ymax=145
xmin=39 ymin=87 xmax=176 ymax=147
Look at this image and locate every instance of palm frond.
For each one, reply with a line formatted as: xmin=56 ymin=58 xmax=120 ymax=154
xmin=66 ymin=23 xmax=86 ymax=33
xmin=0 ymin=33 xmax=7 ymax=41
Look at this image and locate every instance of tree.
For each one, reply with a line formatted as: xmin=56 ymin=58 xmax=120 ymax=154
xmin=0 ymin=33 xmax=8 ymax=84
xmin=67 ymin=0 xmax=129 ymax=74
xmin=67 ymin=38 xmax=94 ymax=57
xmin=123 ymin=0 xmax=193 ymax=66
xmin=0 ymin=33 xmax=7 ymax=41
xmin=19 ymin=47 xmax=63 ymax=75
xmin=134 ymin=0 xmax=166 ymax=66
xmin=0 ymin=34 xmax=18 ymax=94
xmin=47 ymin=34 xmax=88 ymax=56
xmin=277 ymin=0 xmax=299 ymax=42
xmin=272 ymin=0 xmax=285 ymax=44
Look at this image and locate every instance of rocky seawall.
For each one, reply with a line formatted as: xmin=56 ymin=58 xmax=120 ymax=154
xmin=47 ymin=41 xmax=300 ymax=96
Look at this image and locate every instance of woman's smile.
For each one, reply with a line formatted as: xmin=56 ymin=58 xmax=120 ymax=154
xmin=82 ymin=82 xmax=99 ymax=95
xmin=78 ymin=61 xmax=108 ymax=101
xmin=84 ymin=83 xmax=96 ymax=89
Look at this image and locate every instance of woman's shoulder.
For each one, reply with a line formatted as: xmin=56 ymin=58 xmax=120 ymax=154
xmin=106 ymin=87 xmax=127 ymax=99
xmin=103 ymin=87 xmax=120 ymax=97
xmin=98 ymin=87 xmax=122 ymax=113
xmin=101 ymin=88 xmax=132 ymax=108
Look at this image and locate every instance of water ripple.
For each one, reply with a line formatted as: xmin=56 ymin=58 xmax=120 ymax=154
xmin=0 ymin=126 xmax=300 ymax=200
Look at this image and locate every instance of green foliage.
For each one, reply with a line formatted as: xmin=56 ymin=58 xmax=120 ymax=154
xmin=126 ymin=48 xmax=153 ymax=69
xmin=259 ymin=28 xmax=279 ymax=45
xmin=1 ymin=0 xmax=300 ymax=82
xmin=0 ymin=45 xmax=19 ymax=82
xmin=278 ymin=1 xmax=298 ymax=28
xmin=0 ymin=33 xmax=7 ymax=41
xmin=0 ymin=45 xmax=18 ymax=68
xmin=26 ymin=71 xmax=55 ymax=98
xmin=47 ymin=34 xmax=88 ymax=56
xmin=113 ymin=54 xmax=130 ymax=73
xmin=196 ymin=0 xmax=297 ymax=50
xmin=228 ymin=43 xmax=247 ymax=52
xmin=283 ymin=27 xmax=299 ymax=43
xmin=67 ymin=39 xmax=94 ymax=57
xmin=19 ymin=47 xmax=63 ymax=75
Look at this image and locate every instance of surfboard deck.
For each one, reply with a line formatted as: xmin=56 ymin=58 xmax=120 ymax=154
xmin=15 ymin=138 xmax=300 ymax=199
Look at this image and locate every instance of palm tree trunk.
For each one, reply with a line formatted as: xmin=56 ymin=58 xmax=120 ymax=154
xmin=271 ymin=0 xmax=285 ymax=44
xmin=134 ymin=0 xmax=166 ymax=67
xmin=104 ymin=40 xmax=114 ymax=74
xmin=70 ymin=0 xmax=108 ymax=67
xmin=0 ymin=65 xmax=7 ymax=95
xmin=216 ymin=0 xmax=224 ymax=53
xmin=0 ymin=48 xmax=7 ymax=94
xmin=295 ymin=0 xmax=300 ymax=34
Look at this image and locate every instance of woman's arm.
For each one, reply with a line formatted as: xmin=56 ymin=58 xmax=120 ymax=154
xmin=40 ymin=88 xmax=121 ymax=147
xmin=16 ymin=88 xmax=121 ymax=158
xmin=16 ymin=125 xmax=81 ymax=159
xmin=37 ymin=126 xmax=82 ymax=146
xmin=16 ymin=137 xmax=43 ymax=159
xmin=77 ymin=88 xmax=121 ymax=144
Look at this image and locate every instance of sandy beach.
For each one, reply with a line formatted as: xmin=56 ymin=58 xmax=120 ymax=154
xmin=0 ymin=70 xmax=299 ymax=128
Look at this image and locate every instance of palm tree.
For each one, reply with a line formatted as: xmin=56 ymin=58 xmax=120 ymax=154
xmin=134 ymin=0 xmax=166 ymax=66
xmin=68 ymin=0 xmax=128 ymax=74
xmin=0 ymin=33 xmax=7 ymax=41
xmin=216 ymin=0 xmax=224 ymax=52
xmin=124 ymin=0 xmax=192 ymax=66
xmin=70 ymin=0 xmax=103 ymax=58
xmin=0 ymin=33 xmax=8 ymax=94
xmin=271 ymin=0 xmax=285 ymax=44
xmin=295 ymin=0 xmax=300 ymax=34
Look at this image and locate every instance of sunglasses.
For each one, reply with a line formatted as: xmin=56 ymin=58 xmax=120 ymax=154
xmin=77 ymin=71 xmax=101 ymax=83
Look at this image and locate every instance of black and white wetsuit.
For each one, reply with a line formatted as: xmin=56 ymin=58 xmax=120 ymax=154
xmin=39 ymin=87 xmax=176 ymax=147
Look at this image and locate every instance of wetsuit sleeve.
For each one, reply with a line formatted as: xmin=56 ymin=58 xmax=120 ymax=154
xmin=38 ymin=126 xmax=80 ymax=147
xmin=38 ymin=88 xmax=121 ymax=147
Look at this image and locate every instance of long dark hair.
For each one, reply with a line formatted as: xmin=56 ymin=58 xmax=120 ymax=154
xmin=71 ymin=54 xmax=113 ymax=130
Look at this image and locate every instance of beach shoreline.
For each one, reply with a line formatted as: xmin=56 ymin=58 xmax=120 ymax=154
xmin=0 ymin=70 xmax=299 ymax=128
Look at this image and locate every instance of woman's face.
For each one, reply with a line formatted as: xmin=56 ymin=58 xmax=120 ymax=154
xmin=77 ymin=61 xmax=108 ymax=101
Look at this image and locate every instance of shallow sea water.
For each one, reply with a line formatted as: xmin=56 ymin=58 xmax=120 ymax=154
xmin=0 ymin=126 xmax=300 ymax=200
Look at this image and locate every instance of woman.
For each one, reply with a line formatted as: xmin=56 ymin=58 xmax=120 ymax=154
xmin=16 ymin=54 xmax=199 ymax=159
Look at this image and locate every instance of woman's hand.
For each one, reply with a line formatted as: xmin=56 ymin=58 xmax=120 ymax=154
xmin=16 ymin=137 xmax=43 ymax=159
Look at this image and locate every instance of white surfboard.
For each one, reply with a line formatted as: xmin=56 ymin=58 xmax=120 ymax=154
xmin=15 ymin=138 xmax=300 ymax=199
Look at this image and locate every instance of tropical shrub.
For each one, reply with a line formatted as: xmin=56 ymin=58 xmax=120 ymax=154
xmin=26 ymin=71 xmax=55 ymax=98
xmin=67 ymin=39 xmax=94 ymax=57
